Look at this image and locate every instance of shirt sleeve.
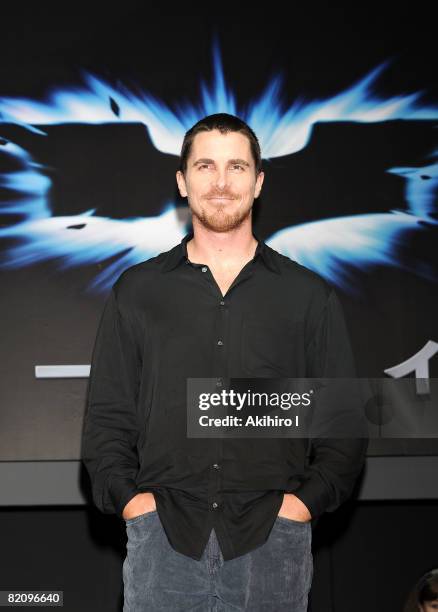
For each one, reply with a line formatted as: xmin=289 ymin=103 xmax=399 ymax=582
xmin=289 ymin=286 xmax=369 ymax=518
xmin=81 ymin=283 xmax=142 ymax=518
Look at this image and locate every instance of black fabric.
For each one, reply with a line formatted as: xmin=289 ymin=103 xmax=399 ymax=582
xmin=81 ymin=229 xmax=368 ymax=561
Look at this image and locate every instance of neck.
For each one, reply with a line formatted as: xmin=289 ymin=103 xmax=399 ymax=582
xmin=187 ymin=225 xmax=257 ymax=270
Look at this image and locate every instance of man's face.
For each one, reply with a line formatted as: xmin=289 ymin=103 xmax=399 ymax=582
xmin=419 ymin=602 xmax=438 ymax=611
xmin=176 ymin=129 xmax=264 ymax=233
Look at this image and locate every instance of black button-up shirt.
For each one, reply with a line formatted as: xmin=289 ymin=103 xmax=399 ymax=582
xmin=81 ymin=229 xmax=368 ymax=561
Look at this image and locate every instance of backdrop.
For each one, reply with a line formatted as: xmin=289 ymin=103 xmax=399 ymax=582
xmin=0 ymin=4 xmax=437 ymax=466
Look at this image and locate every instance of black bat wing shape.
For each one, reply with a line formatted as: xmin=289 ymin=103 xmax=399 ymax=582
xmin=0 ymin=122 xmax=185 ymax=220
xmin=255 ymin=119 xmax=437 ymax=238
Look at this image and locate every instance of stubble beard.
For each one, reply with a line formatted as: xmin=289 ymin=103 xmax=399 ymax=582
xmin=189 ymin=199 xmax=253 ymax=233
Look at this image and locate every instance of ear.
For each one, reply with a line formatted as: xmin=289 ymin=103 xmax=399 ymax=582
xmin=176 ymin=170 xmax=188 ymax=198
xmin=254 ymin=171 xmax=265 ymax=199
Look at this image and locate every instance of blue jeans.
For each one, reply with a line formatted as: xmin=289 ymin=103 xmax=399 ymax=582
xmin=122 ymin=510 xmax=313 ymax=611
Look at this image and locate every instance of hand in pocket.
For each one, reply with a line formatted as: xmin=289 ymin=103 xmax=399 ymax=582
xmin=277 ymin=493 xmax=312 ymax=522
xmin=122 ymin=492 xmax=156 ymax=521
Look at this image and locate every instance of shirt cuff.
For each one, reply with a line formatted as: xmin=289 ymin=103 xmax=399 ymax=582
xmin=108 ymin=475 xmax=139 ymax=518
xmin=286 ymin=474 xmax=332 ymax=519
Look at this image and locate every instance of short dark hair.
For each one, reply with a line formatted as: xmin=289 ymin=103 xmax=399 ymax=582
xmin=178 ymin=113 xmax=262 ymax=176
xmin=403 ymin=568 xmax=438 ymax=612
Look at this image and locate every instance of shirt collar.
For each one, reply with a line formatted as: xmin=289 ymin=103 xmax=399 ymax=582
xmin=160 ymin=229 xmax=281 ymax=274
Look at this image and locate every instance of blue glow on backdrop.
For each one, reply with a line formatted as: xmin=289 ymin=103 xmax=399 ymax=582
xmin=0 ymin=40 xmax=437 ymax=294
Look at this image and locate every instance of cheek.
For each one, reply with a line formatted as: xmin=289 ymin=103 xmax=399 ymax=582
xmin=235 ymin=181 xmax=253 ymax=195
xmin=200 ymin=179 xmax=214 ymax=192
xmin=188 ymin=185 xmax=207 ymax=200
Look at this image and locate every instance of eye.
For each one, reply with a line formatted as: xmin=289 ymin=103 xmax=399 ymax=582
xmin=231 ymin=164 xmax=244 ymax=171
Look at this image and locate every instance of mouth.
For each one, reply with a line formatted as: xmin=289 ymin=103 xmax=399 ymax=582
xmin=207 ymin=197 xmax=234 ymax=201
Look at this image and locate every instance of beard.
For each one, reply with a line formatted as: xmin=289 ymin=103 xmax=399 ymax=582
xmin=189 ymin=198 xmax=253 ymax=232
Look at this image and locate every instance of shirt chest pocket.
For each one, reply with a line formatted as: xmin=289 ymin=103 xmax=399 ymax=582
xmin=241 ymin=316 xmax=303 ymax=377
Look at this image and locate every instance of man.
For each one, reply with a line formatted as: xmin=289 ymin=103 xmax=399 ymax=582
xmin=81 ymin=113 xmax=368 ymax=611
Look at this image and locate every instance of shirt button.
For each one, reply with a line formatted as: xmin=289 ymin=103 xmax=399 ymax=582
xmin=212 ymin=463 xmax=220 ymax=470
xmin=216 ymin=378 xmax=222 ymax=387
xmin=212 ymin=502 xmax=219 ymax=509
xmin=220 ymin=300 xmax=225 ymax=306
xmin=201 ymin=266 xmax=208 ymax=272
xmin=217 ymin=340 xmax=223 ymax=346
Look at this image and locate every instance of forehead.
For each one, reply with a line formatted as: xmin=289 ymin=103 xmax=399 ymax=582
xmin=189 ymin=129 xmax=251 ymax=160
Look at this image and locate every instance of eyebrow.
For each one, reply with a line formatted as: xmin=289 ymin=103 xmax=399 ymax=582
xmin=192 ymin=158 xmax=251 ymax=168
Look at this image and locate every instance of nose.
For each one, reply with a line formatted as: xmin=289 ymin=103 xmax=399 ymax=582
xmin=214 ymin=166 xmax=229 ymax=190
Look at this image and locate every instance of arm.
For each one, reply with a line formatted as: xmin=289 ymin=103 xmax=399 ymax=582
xmin=81 ymin=281 xmax=142 ymax=518
xmin=289 ymin=286 xmax=369 ymax=519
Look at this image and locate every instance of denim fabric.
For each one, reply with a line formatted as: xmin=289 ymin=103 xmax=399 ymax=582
xmin=123 ymin=510 xmax=313 ymax=611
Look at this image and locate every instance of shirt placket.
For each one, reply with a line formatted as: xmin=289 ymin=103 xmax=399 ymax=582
xmin=189 ymin=257 xmax=257 ymax=559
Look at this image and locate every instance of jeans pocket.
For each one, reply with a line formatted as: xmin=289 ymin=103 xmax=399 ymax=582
xmin=276 ymin=514 xmax=311 ymax=527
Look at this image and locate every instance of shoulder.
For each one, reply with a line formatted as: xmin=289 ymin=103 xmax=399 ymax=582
xmin=267 ymin=245 xmax=333 ymax=303
xmin=111 ymin=251 xmax=168 ymax=304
